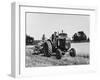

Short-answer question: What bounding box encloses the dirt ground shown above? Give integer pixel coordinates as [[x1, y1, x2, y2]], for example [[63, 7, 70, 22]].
[[25, 46, 89, 67]]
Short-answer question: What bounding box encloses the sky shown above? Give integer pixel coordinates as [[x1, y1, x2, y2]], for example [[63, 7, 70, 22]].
[[26, 12, 90, 40]]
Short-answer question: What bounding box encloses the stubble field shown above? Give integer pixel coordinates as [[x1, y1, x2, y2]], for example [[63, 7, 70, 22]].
[[25, 43, 89, 67]]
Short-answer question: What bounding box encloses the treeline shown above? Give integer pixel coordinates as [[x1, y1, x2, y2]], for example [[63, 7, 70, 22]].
[[26, 31, 90, 45], [72, 31, 90, 43], [26, 35, 40, 45]]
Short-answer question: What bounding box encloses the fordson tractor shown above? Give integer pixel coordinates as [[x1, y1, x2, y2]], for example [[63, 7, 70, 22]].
[[33, 31, 76, 59]]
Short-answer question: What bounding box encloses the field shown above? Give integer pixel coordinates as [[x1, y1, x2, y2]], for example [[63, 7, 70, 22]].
[[25, 43, 89, 67]]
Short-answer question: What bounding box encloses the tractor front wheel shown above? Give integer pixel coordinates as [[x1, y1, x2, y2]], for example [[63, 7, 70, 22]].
[[56, 49, 62, 59], [69, 48, 76, 57]]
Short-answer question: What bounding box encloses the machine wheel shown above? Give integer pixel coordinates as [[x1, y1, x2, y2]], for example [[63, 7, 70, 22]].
[[43, 40, 52, 57], [56, 49, 62, 59], [69, 48, 76, 57]]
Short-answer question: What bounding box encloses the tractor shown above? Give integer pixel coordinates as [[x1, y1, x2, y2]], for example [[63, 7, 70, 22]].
[[33, 31, 76, 59]]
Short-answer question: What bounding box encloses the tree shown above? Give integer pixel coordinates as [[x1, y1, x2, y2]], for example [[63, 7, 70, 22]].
[[72, 31, 87, 42], [42, 34, 46, 41], [87, 37, 90, 42], [26, 35, 34, 45]]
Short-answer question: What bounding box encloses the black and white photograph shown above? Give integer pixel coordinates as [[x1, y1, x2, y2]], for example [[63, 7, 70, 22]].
[[25, 12, 90, 67]]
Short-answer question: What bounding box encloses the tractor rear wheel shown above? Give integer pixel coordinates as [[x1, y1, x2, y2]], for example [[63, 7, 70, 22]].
[[43, 40, 52, 57], [56, 49, 62, 59], [69, 48, 76, 57]]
